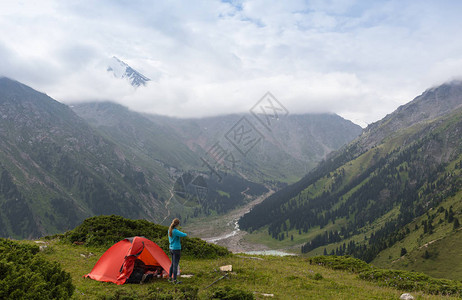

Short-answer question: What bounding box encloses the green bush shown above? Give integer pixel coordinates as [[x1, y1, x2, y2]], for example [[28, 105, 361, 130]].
[[211, 286, 254, 300], [147, 285, 198, 300], [182, 237, 230, 259], [0, 238, 74, 299], [63, 215, 167, 247], [313, 273, 323, 280], [99, 289, 140, 300], [310, 255, 462, 296], [359, 269, 462, 296], [63, 215, 230, 259], [101, 287, 197, 300], [309, 255, 371, 273]]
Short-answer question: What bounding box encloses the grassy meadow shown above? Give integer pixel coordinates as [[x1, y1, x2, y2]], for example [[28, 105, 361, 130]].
[[29, 239, 461, 299]]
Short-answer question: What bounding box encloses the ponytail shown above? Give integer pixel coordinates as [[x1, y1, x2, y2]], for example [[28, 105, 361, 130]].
[[169, 218, 180, 237]]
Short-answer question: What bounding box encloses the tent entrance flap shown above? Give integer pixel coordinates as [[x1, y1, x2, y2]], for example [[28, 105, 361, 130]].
[[138, 248, 161, 266]]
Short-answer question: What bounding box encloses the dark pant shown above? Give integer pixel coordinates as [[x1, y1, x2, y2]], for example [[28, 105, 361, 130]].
[[169, 249, 181, 280]]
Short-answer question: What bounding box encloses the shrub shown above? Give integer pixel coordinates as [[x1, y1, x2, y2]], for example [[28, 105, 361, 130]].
[[63, 215, 167, 247], [309, 255, 371, 273], [62, 215, 230, 259], [0, 238, 74, 299], [400, 247, 407, 256], [359, 269, 462, 295], [453, 218, 460, 230], [211, 286, 254, 300], [310, 255, 462, 296], [147, 285, 198, 300], [313, 273, 323, 280], [181, 237, 230, 259]]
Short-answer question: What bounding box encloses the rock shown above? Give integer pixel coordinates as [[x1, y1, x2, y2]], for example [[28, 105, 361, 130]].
[[80, 252, 94, 258], [400, 293, 414, 300], [219, 265, 232, 272], [254, 292, 274, 297], [39, 245, 48, 251]]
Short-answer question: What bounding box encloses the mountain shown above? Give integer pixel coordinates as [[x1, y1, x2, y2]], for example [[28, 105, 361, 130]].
[[107, 56, 150, 87], [0, 77, 362, 239], [72, 102, 361, 213], [239, 81, 462, 276], [0, 77, 166, 238], [71, 102, 269, 216], [71, 102, 200, 170], [145, 113, 362, 183], [72, 101, 362, 187], [359, 80, 462, 151]]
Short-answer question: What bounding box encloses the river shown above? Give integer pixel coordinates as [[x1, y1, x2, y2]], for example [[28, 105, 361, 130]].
[[185, 188, 296, 255]]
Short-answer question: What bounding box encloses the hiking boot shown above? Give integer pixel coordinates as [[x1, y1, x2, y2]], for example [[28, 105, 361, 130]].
[[174, 280, 182, 284]]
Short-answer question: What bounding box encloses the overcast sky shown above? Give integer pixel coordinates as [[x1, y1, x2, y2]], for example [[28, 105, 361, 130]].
[[1, 0, 462, 127]]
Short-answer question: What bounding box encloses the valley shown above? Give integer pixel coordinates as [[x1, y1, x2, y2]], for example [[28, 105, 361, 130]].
[[1, 76, 462, 288], [3, 2, 462, 298], [184, 187, 275, 253], [0, 77, 362, 239]]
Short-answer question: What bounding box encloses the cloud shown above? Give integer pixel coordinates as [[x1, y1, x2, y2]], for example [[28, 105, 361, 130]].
[[1, 0, 462, 127]]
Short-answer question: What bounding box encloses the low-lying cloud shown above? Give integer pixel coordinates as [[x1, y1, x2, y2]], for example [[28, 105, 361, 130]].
[[1, 0, 462, 127]]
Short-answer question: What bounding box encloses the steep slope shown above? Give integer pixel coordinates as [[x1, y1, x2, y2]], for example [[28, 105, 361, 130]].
[[71, 102, 269, 217], [360, 81, 462, 150], [239, 81, 462, 268], [71, 102, 200, 170], [0, 78, 166, 238], [372, 183, 462, 280]]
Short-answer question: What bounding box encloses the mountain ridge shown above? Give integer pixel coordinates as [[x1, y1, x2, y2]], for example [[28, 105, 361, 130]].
[[359, 80, 462, 151]]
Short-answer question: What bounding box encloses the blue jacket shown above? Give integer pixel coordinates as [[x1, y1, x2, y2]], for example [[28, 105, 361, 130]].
[[169, 228, 187, 250]]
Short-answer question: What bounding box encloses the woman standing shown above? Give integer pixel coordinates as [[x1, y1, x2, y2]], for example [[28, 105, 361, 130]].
[[168, 218, 187, 284]]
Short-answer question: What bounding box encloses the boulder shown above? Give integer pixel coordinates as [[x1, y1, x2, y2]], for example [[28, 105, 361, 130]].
[[219, 265, 233, 272], [400, 293, 414, 300]]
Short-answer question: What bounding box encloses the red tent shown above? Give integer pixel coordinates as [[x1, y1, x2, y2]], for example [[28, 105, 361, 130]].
[[85, 236, 171, 285]]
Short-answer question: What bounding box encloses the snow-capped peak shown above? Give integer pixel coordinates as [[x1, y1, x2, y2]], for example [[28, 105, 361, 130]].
[[107, 56, 150, 87]]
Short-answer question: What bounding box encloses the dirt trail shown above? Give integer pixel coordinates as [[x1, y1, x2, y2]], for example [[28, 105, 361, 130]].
[[184, 189, 274, 253]]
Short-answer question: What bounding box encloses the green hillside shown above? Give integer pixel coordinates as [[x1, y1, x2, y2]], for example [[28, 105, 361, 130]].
[[2, 216, 460, 299], [37, 243, 462, 299], [372, 188, 462, 281], [239, 82, 462, 280], [0, 78, 172, 238]]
